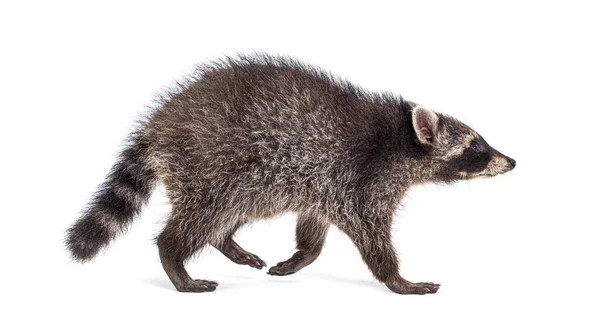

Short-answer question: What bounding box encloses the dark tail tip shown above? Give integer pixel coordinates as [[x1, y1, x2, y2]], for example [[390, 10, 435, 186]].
[[65, 218, 112, 262], [66, 133, 156, 262]]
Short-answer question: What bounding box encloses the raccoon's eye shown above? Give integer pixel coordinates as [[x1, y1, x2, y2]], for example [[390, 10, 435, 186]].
[[470, 141, 480, 151]]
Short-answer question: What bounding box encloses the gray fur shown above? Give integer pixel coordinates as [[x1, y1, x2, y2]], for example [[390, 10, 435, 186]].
[[66, 53, 515, 294]]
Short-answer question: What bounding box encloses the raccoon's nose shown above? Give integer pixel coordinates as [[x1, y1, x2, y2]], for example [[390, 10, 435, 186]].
[[507, 157, 516, 169]]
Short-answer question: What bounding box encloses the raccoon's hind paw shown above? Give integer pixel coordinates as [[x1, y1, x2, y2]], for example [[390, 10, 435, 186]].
[[230, 252, 267, 270], [217, 240, 267, 270], [176, 280, 219, 293]]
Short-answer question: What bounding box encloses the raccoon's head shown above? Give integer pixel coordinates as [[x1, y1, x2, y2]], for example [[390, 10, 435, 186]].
[[409, 102, 516, 181]]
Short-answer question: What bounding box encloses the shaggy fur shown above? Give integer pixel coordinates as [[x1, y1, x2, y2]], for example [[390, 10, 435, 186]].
[[66, 53, 515, 294]]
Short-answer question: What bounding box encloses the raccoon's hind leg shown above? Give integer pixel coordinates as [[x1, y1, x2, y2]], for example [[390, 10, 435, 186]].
[[212, 223, 267, 270], [268, 213, 329, 276], [157, 207, 219, 293]]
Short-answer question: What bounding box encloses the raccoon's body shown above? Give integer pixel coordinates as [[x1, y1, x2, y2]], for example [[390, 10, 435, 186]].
[[66, 54, 515, 294]]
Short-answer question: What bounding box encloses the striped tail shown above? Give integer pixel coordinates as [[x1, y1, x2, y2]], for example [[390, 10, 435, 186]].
[[66, 133, 156, 261]]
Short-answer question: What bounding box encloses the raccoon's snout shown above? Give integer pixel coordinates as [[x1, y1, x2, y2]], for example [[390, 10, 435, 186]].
[[507, 157, 516, 169], [476, 154, 515, 178], [495, 155, 516, 174]]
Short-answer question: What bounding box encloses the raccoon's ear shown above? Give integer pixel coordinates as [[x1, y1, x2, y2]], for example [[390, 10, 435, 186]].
[[411, 105, 439, 145]]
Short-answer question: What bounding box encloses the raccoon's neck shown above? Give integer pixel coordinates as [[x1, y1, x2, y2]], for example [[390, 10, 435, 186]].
[[389, 156, 442, 187]]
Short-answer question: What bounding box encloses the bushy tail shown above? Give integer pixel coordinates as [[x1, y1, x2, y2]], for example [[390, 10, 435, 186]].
[[66, 133, 156, 261]]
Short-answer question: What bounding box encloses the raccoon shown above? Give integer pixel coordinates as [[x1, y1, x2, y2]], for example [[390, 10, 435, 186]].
[[66, 54, 515, 295]]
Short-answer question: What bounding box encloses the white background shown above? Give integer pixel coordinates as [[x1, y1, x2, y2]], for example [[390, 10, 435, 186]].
[[1, 1, 599, 325]]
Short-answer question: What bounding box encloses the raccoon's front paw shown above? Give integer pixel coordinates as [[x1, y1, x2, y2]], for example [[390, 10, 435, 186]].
[[176, 280, 219, 293], [387, 281, 440, 295], [267, 250, 317, 276], [267, 261, 298, 276]]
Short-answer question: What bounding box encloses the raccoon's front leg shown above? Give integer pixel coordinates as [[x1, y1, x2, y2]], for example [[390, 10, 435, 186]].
[[213, 237, 267, 270], [339, 217, 440, 295], [268, 214, 329, 276]]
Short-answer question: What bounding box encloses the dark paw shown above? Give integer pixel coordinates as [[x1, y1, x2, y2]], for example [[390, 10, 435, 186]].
[[387, 282, 441, 295], [414, 282, 441, 294], [230, 252, 267, 270], [267, 260, 299, 276], [177, 280, 219, 293]]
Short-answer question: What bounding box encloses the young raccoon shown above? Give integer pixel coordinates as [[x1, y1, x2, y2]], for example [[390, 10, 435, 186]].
[[66, 54, 515, 295]]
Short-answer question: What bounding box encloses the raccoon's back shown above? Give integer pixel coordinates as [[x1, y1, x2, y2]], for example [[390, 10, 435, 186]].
[[146, 55, 405, 187]]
